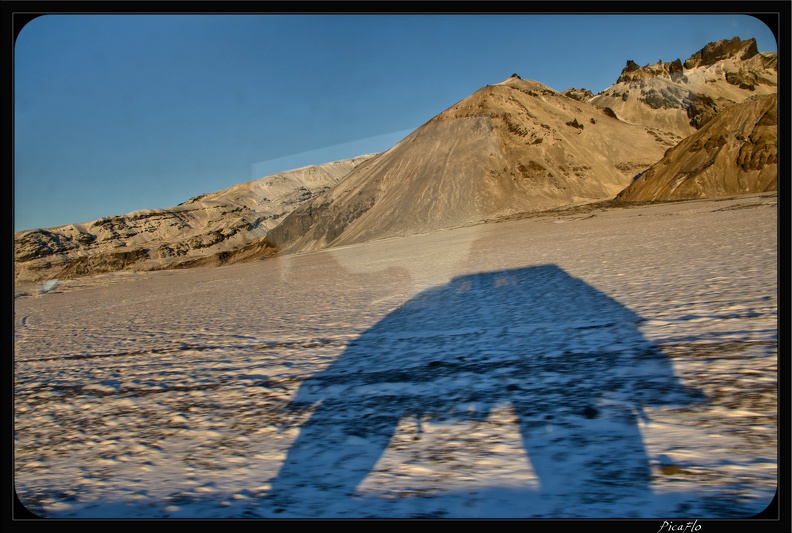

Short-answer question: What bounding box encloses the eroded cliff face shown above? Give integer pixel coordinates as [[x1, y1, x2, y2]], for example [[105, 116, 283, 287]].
[[14, 155, 375, 282], [614, 93, 777, 202]]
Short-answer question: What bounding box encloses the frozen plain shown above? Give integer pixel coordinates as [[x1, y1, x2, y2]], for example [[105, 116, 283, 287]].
[[13, 193, 778, 519]]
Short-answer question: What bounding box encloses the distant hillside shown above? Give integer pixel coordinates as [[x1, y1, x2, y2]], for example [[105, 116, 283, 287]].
[[14, 155, 375, 282]]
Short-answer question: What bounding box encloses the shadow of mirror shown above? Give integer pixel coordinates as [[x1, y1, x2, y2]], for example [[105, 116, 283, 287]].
[[264, 264, 705, 516]]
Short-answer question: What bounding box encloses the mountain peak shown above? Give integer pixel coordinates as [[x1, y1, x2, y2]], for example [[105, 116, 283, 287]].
[[492, 75, 557, 94], [683, 36, 759, 68]]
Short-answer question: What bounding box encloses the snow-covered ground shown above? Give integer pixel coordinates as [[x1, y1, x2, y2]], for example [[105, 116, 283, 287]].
[[13, 193, 778, 519]]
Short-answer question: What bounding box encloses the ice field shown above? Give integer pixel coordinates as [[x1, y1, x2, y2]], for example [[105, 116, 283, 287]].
[[13, 193, 778, 519]]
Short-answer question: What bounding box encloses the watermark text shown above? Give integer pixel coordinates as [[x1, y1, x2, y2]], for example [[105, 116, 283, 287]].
[[657, 520, 701, 533]]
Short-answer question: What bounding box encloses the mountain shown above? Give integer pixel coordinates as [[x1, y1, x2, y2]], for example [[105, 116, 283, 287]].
[[267, 37, 777, 255], [613, 93, 777, 202], [13, 155, 375, 283], [266, 75, 667, 254], [14, 37, 778, 283], [588, 37, 777, 140]]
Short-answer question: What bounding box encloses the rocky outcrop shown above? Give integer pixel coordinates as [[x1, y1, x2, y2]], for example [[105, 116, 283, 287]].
[[614, 94, 777, 202], [590, 37, 777, 139], [617, 58, 687, 84], [683, 36, 758, 68], [562, 87, 595, 102]]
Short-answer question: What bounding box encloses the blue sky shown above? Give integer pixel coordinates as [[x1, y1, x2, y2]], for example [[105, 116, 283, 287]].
[[13, 13, 778, 231]]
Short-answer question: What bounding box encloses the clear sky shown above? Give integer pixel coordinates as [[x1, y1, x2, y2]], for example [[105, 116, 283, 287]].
[[13, 13, 778, 231]]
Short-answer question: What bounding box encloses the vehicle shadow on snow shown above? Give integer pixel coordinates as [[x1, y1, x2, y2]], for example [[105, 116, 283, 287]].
[[264, 264, 705, 517]]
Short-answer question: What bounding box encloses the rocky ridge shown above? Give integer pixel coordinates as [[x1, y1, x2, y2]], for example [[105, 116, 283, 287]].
[[14, 155, 376, 282], [588, 37, 776, 138]]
